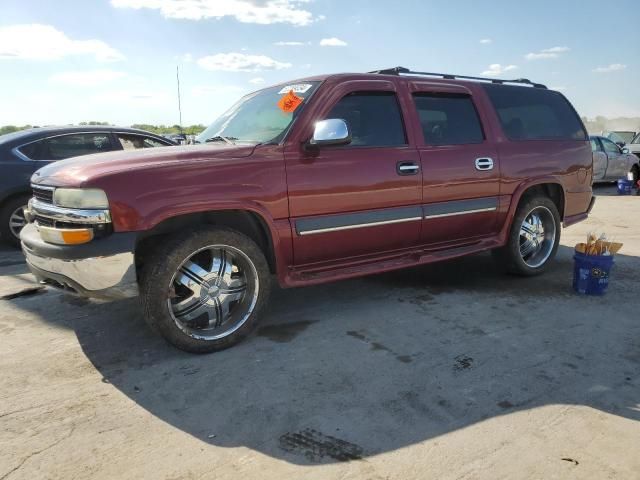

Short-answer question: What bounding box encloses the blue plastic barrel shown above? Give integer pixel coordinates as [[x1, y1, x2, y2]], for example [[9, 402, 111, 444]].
[[573, 252, 614, 295], [617, 178, 634, 195]]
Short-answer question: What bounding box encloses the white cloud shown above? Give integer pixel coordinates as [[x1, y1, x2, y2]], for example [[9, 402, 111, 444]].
[[197, 52, 291, 72], [319, 37, 347, 47], [92, 90, 170, 106], [110, 0, 316, 26], [274, 41, 307, 46], [480, 38, 492, 44], [593, 63, 626, 73], [0, 24, 124, 62], [481, 64, 518, 77], [191, 85, 245, 97], [525, 46, 570, 60], [249, 77, 265, 84], [49, 70, 127, 87]]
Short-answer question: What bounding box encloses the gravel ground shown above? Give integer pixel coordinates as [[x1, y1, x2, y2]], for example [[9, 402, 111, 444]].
[[1, 184, 638, 480]]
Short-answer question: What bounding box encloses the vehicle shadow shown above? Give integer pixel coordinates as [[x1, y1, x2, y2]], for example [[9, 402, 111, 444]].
[[593, 183, 637, 197], [5, 244, 640, 464]]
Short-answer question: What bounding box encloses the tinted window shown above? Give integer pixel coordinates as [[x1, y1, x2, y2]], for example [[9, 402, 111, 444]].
[[325, 92, 406, 147], [483, 84, 587, 141], [413, 93, 484, 145], [117, 133, 168, 150], [601, 138, 620, 154], [19, 133, 112, 160]]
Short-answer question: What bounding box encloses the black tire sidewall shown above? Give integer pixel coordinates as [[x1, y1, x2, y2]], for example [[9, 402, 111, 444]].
[[140, 227, 271, 353], [504, 196, 561, 276], [0, 194, 30, 247]]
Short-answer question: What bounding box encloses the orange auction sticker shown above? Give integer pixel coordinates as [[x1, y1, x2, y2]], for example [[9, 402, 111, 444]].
[[277, 90, 303, 113]]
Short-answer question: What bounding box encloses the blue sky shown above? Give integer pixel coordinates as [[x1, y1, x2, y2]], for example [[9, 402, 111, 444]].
[[0, 0, 637, 126]]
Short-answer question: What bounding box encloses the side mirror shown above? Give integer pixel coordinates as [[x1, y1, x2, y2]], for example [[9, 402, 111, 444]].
[[308, 119, 351, 147], [622, 147, 630, 154]]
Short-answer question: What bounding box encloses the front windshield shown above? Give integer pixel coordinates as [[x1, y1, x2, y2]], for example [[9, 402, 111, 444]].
[[196, 82, 320, 145]]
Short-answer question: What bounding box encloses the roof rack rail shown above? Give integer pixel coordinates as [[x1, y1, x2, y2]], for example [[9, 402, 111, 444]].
[[369, 66, 547, 89]]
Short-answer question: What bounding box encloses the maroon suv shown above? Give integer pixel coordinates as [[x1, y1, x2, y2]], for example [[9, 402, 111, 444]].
[[21, 67, 594, 353]]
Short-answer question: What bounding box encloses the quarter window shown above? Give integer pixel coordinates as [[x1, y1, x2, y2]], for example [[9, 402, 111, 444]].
[[590, 138, 601, 152], [483, 84, 587, 141], [19, 133, 112, 160], [325, 92, 406, 147], [413, 93, 484, 145]]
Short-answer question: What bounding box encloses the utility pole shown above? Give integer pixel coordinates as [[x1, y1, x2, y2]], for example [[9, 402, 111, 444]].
[[176, 65, 183, 137]]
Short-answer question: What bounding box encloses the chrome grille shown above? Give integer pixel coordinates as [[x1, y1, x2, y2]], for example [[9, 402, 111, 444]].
[[32, 186, 54, 204]]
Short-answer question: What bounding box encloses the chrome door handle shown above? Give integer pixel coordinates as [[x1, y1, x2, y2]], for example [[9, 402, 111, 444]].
[[397, 161, 420, 175], [475, 157, 494, 171]]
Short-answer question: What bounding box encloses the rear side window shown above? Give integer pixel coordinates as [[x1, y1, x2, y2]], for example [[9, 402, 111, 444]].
[[483, 84, 587, 141], [325, 92, 406, 147], [413, 93, 484, 145], [19, 133, 112, 160]]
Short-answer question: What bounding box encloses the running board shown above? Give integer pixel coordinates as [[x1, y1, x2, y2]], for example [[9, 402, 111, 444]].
[[285, 238, 500, 287]]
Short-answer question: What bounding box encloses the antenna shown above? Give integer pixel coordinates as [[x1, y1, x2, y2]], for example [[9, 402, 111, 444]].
[[176, 65, 183, 136]]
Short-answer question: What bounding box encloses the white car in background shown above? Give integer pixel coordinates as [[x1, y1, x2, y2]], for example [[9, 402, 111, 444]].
[[625, 132, 640, 160], [590, 135, 639, 183]]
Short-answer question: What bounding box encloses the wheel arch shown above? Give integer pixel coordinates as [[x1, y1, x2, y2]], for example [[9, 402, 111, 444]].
[[499, 178, 566, 242], [134, 209, 278, 277]]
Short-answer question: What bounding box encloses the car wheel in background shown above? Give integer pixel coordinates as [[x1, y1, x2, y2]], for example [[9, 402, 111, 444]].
[[140, 227, 271, 353], [493, 195, 561, 276], [0, 194, 30, 247]]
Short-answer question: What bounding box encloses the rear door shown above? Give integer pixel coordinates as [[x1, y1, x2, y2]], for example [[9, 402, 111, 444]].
[[284, 80, 423, 265], [407, 82, 500, 245]]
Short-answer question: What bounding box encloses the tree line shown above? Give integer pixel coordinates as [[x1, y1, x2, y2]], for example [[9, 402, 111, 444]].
[[0, 122, 207, 136]]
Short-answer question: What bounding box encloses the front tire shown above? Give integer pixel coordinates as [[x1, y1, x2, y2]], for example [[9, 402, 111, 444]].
[[140, 227, 271, 353], [493, 196, 561, 276], [0, 195, 30, 247]]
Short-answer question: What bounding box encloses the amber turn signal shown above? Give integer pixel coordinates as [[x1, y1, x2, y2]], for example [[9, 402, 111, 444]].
[[38, 226, 94, 245]]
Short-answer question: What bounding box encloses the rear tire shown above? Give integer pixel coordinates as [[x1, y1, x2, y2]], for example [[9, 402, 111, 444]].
[[140, 227, 271, 353], [630, 165, 639, 184], [493, 195, 561, 276], [0, 195, 30, 248]]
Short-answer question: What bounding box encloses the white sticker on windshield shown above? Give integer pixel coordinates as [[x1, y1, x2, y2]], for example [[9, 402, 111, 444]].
[[277, 83, 313, 94]]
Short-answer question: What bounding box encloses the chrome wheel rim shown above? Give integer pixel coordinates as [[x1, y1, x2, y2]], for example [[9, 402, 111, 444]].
[[9, 205, 27, 239], [167, 245, 259, 341], [519, 206, 556, 268]]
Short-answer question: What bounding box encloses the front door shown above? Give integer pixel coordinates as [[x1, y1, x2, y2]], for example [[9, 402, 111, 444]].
[[284, 80, 422, 265], [407, 82, 501, 245], [601, 137, 626, 178]]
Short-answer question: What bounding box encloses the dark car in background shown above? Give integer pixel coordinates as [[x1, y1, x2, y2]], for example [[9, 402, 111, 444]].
[[0, 126, 175, 245]]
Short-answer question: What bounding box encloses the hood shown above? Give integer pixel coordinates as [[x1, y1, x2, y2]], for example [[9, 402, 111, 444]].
[[30, 143, 257, 187]]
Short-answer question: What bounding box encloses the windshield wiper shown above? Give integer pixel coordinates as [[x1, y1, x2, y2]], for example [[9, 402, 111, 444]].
[[203, 135, 238, 145]]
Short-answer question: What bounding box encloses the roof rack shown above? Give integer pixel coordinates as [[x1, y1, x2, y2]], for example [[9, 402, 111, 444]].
[[369, 66, 547, 89]]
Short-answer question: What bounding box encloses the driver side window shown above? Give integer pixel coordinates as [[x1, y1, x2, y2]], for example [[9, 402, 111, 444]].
[[602, 138, 620, 154], [324, 91, 406, 147]]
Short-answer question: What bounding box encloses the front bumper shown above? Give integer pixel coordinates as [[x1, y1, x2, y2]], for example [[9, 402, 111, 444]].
[[20, 223, 139, 300]]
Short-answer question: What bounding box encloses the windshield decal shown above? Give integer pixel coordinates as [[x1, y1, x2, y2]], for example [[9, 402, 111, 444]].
[[277, 90, 303, 113], [277, 83, 313, 94]]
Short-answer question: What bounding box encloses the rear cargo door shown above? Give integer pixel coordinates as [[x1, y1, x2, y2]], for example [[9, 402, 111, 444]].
[[407, 82, 500, 245]]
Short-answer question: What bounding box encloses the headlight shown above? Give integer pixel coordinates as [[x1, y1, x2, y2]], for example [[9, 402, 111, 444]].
[[53, 188, 109, 209]]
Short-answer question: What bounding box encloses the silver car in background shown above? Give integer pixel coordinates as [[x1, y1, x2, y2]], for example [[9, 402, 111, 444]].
[[590, 135, 639, 183]]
